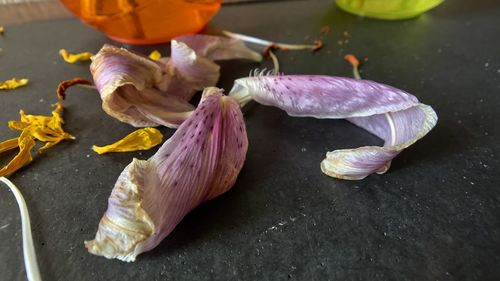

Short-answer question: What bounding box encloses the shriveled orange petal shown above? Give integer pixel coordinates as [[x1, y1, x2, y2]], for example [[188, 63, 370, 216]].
[[57, 78, 93, 99], [0, 78, 29, 90], [59, 49, 93, 63], [148, 50, 161, 61], [0, 131, 35, 177], [92, 127, 163, 154]]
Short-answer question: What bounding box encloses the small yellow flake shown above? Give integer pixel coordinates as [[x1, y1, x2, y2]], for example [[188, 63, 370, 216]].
[[0, 102, 74, 177], [59, 49, 94, 63], [92, 127, 163, 154], [148, 50, 162, 61], [0, 78, 29, 90]]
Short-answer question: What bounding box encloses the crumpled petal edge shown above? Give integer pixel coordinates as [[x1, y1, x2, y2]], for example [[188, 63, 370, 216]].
[[320, 104, 437, 180], [84, 158, 155, 262]]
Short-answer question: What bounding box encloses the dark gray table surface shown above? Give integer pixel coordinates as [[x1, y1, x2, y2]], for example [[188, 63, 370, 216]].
[[1, 0, 500, 280]]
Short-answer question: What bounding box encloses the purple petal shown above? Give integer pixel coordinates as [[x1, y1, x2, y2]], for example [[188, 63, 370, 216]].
[[91, 45, 194, 128], [174, 34, 263, 62], [164, 40, 221, 101], [91, 35, 261, 127], [229, 74, 438, 180], [85, 88, 248, 261]]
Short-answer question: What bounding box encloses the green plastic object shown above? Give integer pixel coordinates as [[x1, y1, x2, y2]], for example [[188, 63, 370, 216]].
[[336, 0, 444, 20]]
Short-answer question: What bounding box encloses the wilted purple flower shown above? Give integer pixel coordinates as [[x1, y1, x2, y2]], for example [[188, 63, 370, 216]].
[[85, 88, 248, 261], [90, 35, 261, 128], [230, 74, 437, 180]]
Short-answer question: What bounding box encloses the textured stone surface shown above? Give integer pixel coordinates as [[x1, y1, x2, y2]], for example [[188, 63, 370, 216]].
[[1, 0, 499, 280]]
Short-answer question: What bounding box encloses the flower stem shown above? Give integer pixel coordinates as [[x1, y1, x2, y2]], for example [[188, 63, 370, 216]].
[[268, 49, 280, 74], [222, 30, 321, 51], [344, 54, 361, 80]]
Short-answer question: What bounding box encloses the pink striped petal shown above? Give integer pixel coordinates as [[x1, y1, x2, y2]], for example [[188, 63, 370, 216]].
[[85, 88, 248, 261], [229, 74, 437, 180]]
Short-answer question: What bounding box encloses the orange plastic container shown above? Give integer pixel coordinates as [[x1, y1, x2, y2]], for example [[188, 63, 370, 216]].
[[60, 0, 222, 45]]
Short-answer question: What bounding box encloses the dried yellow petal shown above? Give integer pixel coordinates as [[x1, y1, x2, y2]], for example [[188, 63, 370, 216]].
[[0, 25, 4, 34], [0, 131, 35, 177], [0, 78, 29, 90], [148, 50, 161, 61], [0, 138, 19, 154], [59, 49, 94, 63], [0, 103, 74, 177], [92, 127, 163, 154]]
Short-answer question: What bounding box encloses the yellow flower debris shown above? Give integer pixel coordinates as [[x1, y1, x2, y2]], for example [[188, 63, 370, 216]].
[[92, 127, 163, 154], [0, 102, 75, 177], [0, 78, 29, 90], [0, 25, 4, 34], [59, 49, 94, 63], [148, 50, 162, 61]]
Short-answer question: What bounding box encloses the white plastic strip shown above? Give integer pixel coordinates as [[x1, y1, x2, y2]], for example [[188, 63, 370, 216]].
[[0, 177, 42, 281]]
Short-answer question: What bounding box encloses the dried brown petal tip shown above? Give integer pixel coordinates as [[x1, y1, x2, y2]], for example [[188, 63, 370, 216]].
[[263, 44, 278, 56], [57, 78, 93, 100], [312, 40, 323, 52]]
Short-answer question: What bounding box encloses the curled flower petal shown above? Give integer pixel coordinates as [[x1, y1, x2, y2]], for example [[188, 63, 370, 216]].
[[229, 75, 437, 180], [90, 45, 194, 128], [148, 50, 162, 61], [57, 78, 93, 100], [0, 103, 74, 177], [85, 88, 248, 261], [0, 138, 19, 153], [59, 49, 93, 63], [9, 102, 75, 153], [92, 127, 163, 154], [0, 131, 36, 177], [163, 35, 261, 102], [91, 35, 260, 128], [166, 40, 221, 101], [0, 78, 29, 90]]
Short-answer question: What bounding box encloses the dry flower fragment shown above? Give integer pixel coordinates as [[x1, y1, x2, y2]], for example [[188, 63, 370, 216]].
[[92, 127, 163, 154], [85, 88, 248, 261], [0, 25, 4, 34], [0, 78, 29, 90], [59, 49, 93, 63], [148, 50, 162, 61], [90, 34, 261, 128], [0, 102, 74, 177], [56, 78, 93, 99], [230, 74, 437, 180], [344, 54, 361, 80]]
